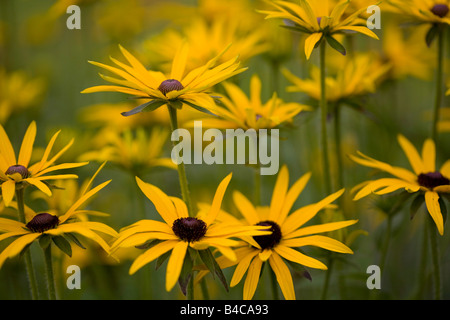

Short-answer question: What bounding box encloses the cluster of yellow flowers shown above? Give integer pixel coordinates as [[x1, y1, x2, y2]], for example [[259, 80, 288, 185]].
[[0, 0, 450, 301]]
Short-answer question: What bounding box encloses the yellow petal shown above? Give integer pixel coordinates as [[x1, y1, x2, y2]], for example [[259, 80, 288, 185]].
[[1, 180, 15, 207], [203, 173, 232, 226], [0, 233, 40, 269], [334, 25, 379, 40], [258, 249, 272, 261], [278, 172, 311, 225], [25, 177, 52, 196], [18, 121, 36, 168], [285, 220, 358, 239], [269, 165, 289, 222], [232, 191, 259, 225], [422, 139, 436, 173], [397, 135, 424, 175], [165, 241, 188, 291], [230, 249, 259, 287], [129, 240, 178, 275], [170, 41, 189, 81], [274, 244, 327, 270], [440, 160, 450, 177], [243, 256, 263, 300], [0, 124, 16, 165], [282, 235, 354, 253], [304, 33, 323, 60], [425, 191, 444, 235], [268, 252, 295, 300]]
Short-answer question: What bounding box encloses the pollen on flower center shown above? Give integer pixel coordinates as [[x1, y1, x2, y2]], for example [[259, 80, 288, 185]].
[[26, 213, 60, 233], [431, 4, 449, 18], [418, 171, 450, 189], [253, 220, 282, 250], [172, 217, 207, 242], [5, 165, 30, 179], [158, 79, 184, 96]]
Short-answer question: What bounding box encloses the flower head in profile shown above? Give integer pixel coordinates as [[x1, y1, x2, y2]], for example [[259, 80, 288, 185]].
[[0, 169, 117, 268], [0, 121, 88, 207], [193, 74, 311, 130], [259, 0, 379, 59], [110, 174, 270, 292], [81, 43, 247, 117], [387, 0, 450, 25], [351, 135, 450, 235], [198, 166, 357, 300]]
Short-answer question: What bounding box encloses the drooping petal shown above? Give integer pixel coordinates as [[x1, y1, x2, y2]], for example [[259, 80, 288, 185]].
[[281, 235, 354, 253], [0, 233, 40, 269], [424, 191, 444, 235], [284, 220, 358, 239], [230, 249, 259, 287], [1, 179, 15, 207], [243, 255, 263, 300], [268, 252, 295, 300], [129, 240, 178, 275], [304, 33, 323, 60], [274, 244, 327, 270], [165, 241, 188, 291]]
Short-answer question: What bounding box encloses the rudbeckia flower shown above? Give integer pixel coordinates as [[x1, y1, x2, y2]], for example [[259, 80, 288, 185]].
[[0, 121, 88, 207], [81, 43, 247, 116], [198, 166, 357, 300], [192, 74, 311, 130], [259, 0, 379, 59], [351, 135, 450, 235], [387, 0, 450, 25], [0, 171, 117, 269], [110, 173, 271, 292]]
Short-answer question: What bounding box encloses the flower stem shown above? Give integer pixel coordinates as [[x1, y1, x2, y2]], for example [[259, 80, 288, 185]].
[[167, 105, 194, 217], [333, 103, 344, 190], [319, 40, 332, 196], [43, 243, 56, 300], [432, 27, 445, 142], [15, 188, 39, 300], [428, 217, 441, 300]]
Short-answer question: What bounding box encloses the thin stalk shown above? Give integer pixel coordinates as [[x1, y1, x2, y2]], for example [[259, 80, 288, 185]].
[[43, 244, 56, 300], [428, 218, 441, 300], [321, 254, 334, 300], [254, 166, 261, 206], [333, 103, 343, 190], [431, 28, 445, 142], [15, 188, 39, 300], [319, 41, 332, 196], [167, 105, 194, 216]]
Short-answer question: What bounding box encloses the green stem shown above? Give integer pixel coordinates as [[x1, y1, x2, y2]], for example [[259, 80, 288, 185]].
[[432, 27, 445, 143], [254, 166, 261, 206], [333, 103, 343, 190], [319, 40, 332, 196], [321, 254, 334, 300], [428, 218, 441, 300], [43, 243, 56, 300], [15, 189, 39, 300], [167, 105, 194, 217], [269, 267, 280, 300]]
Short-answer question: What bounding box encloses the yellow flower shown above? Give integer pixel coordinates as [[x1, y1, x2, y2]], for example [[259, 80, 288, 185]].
[[259, 0, 379, 59], [81, 43, 247, 116], [350, 135, 450, 235], [438, 107, 450, 132], [79, 126, 176, 174], [0, 121, 88, 207], [283, 52, 389, 102], [0, 69, 45, 124], [110, 174, 270, 292], [193, 74, 311, 130], [386, 0, 450, 25], [198, 166, 357, 300], [0, 170, 117, 269]]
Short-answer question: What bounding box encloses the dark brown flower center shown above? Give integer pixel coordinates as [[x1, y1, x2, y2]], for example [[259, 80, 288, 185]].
[[26, 213, 60, 233], [418, 171, 450, 189], [253, 220, 282, 250], [172, 217, 207, 242], [431, 4, 449, 18], [5, 165, 30, 179], [158, 79, 184, 96]]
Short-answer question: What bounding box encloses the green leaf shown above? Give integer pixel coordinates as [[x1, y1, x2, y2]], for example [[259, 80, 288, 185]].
[[135, 239, 161, 250], [121, 99, 167, 117], [155, 250, 171, 270], [280, 24, 312, 34], [410, 193, 425, 220], [39, 234, 52, 249], [52, 236, 72, 257], [425, 23, 440, 47], [198, 248, 229, 292], [177, 249, 194, 296], [326, 35, 346, 56], [182, 100, 217, 116], [65, 233, 86, 250], [168, 99, 183, 110]]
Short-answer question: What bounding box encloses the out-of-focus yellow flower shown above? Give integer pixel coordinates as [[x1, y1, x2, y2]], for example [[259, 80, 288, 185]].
[[351, 135, 450, 235], [79, 126, 176, 174], [142, 17, 269, 73], [0, 121, 88, 207], [386, 0, 450, 25], [191, 75, 311, 130], [283, 52, 389, 102], [82, 43, 246, 116], [382, 23, 436, 80], [0, 69, 45, 124], [438, 107, 450, 132], [259, 0, 379, 59]]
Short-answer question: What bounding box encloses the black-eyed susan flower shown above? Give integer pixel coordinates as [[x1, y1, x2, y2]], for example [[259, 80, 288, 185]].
[[191, 74, 311, 130], [81, 43, 247, 116], [387, 0, 450, 27], [259, 0, 379, 59], [0, 121, 88, 208], [198, 166, 357, 300], [110, 173, 270, 292], [0, 172, 117, 269], [351, 134, 450, 235]]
